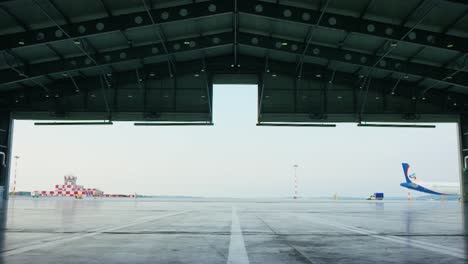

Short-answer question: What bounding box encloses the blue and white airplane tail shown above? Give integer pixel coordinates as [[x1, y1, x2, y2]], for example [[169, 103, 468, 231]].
[[399, 162, 460, 195], [402, 163, 414, 183]]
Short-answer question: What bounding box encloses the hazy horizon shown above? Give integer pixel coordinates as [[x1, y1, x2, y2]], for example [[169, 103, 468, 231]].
[[8, 85, 462, 198]]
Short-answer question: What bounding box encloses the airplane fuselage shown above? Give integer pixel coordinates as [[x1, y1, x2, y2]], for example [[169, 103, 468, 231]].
[[400, 163, 460, 196], [400, 181, 460, 195]]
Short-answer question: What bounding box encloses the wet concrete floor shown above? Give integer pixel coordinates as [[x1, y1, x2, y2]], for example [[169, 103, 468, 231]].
[[0, 198, 467, 263]]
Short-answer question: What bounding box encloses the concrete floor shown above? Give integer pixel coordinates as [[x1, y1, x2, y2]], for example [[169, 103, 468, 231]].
[[0, 198, 467, 263]]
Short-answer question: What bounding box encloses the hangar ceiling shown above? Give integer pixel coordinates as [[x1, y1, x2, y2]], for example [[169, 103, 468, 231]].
[[0, 0, 467, 123]]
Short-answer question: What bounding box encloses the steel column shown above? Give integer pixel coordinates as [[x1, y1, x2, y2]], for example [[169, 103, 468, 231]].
[[460, 115, 468, 202], [0, 112, 12, 200]]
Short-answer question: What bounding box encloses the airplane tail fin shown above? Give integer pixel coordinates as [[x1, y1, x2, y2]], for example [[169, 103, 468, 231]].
[[402, 163, 412, 183]]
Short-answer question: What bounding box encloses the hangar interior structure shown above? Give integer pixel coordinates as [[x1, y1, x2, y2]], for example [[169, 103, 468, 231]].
[[0, 0, 467, 199]]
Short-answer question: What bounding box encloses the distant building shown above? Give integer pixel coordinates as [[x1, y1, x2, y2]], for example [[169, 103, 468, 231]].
[[32, 175, 104, 197]]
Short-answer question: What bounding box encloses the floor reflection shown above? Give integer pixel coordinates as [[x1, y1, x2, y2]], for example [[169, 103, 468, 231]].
[[0, 200, 7, 264], [461, 203, 468, 258]]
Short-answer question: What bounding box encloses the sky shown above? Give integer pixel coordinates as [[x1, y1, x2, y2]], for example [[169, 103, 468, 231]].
[[8, 85, 462, 198]]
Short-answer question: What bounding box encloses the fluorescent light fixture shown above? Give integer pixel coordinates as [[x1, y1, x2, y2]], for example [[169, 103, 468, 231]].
[[134, 122, 213, 126], [35, 121, 113, 126], [257, 123, 336, 127], [357, 123, 435, 128]]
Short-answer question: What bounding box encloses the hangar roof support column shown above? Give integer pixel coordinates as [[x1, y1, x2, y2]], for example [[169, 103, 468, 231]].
[[460, 115, 468, 202], [0, 112, 12, 200]]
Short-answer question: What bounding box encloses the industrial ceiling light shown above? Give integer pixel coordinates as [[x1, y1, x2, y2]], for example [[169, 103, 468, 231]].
[[357, 123, 435, 128], [18, 41, 25, 45], [315, 74, 321, 78], [149, 72, 155, 77], [447, 43, 454, 48], [184, 41, 190, 45], [35, 121, 114, 126], [194, 73, 200, 77], [74, 40, 81, 45], [281, 42, 288, 46], [390, 41, 398, 47], [272, 74, 277, 77], [257, 123, 337, 127], [134, 122, 213, 126]]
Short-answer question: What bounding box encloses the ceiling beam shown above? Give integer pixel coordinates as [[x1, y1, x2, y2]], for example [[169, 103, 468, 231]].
[[2, 30, 467, 90], [0, 32, 233, 87], [238, 0, 468, 54], [444, 0, 468, 5], [0, 0, 231, 51], [2, 55, 464, 110], [238, 32, 468, 89]]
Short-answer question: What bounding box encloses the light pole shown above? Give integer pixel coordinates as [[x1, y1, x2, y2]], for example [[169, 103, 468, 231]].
[[11, 155, 19, 197], [293, 164, 299, 199]]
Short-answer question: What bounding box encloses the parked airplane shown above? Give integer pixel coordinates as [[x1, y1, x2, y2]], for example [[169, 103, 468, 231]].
[[400, 163, 460, 195]]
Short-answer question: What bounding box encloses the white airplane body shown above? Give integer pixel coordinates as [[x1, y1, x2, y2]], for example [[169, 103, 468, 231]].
[[400, 163, 460, 196]]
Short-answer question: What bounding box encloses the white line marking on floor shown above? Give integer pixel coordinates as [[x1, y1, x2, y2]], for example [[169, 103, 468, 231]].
[[227, 207, 250, 264], [312, 219, 465, 259], [1, 210, 190, 257]]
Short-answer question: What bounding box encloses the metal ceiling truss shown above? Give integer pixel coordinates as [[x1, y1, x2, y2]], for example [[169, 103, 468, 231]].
[[0, 32, 233, 87], [0, 0, 231, 51], [2, 30, 467, 91], [238, 1, 468, 54], [2, 56, 465, 114], [237, 32, 468, 89], [0, 59, 215, 116], [1, 0, 465, 55]]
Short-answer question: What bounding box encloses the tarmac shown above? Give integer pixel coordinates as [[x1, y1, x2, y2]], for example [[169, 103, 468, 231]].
[[0, 198, 467, 263]]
